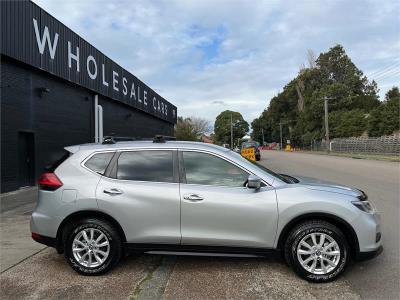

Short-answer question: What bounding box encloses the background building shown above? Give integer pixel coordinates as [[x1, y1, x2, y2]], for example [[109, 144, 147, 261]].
[[1, 0, 177, 193]]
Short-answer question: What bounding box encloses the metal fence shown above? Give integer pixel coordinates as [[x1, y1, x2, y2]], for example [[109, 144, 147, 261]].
[[312, 134, 400, 156]]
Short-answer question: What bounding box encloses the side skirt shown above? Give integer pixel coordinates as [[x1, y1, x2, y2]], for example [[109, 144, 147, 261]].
[[125, 243, 278, 256]]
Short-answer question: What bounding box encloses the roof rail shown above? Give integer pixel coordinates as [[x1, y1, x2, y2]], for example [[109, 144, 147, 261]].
[[102, 135, 176, 144], [153, 135, 176, 143], [102, 136, 145, 144]]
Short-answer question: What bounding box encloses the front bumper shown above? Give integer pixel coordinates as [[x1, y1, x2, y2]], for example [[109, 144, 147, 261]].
[[356, 245, 383, 261], [351, 209, 382, 254]]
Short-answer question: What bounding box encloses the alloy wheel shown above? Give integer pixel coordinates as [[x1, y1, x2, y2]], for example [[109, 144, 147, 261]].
[[72, 228, 110, 268], [296, 232, 341, 275]]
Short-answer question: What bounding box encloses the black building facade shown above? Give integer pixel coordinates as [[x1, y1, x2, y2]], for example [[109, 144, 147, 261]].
[[1, 1, 177, 193]]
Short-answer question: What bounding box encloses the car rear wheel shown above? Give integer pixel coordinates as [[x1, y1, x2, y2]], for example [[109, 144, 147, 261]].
[[64, 218, 122, 275], [284, 220, 349, 282]]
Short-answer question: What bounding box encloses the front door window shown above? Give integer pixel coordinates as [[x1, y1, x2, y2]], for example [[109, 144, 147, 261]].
[[182, 151, 248, 187]]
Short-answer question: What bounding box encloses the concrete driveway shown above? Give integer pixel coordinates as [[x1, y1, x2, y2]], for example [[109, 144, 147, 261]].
[[1, 151, 398, 299]]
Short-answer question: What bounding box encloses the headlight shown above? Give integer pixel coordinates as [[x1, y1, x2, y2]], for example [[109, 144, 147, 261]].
[[352, 200, 373, 213]]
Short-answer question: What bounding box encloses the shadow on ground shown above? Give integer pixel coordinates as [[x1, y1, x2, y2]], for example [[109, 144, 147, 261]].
[[1, 249, 360, 300]]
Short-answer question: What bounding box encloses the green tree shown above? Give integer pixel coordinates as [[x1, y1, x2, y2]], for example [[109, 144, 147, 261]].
[[214, 110, 249, 145], [368, 87, 400, 137], [251, 44, 380, 146], [329, 109, 368, 138]]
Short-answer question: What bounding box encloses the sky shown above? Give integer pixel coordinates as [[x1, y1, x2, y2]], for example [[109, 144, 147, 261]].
[[33, 0, 400, 127]]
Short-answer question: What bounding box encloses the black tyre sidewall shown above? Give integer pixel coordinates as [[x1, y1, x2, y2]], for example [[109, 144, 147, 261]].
[[64, 219, 121, 275], [286, 223, 349, 282]]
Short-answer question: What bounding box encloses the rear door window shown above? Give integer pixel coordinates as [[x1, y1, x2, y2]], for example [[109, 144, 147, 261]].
[[84, 152, 114, 175], [117, 151, 174, 183]]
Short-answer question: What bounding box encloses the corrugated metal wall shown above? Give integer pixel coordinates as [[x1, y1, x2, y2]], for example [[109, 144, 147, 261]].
[[1, 57, 174, 192]]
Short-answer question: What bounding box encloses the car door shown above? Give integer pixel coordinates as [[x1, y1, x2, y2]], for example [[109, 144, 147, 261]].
[[96, 149, 181, 244], [179, 150, 278, 248]]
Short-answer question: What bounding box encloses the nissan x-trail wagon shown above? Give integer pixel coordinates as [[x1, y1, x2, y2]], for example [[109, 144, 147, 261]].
[[31, 136, 382, 282]]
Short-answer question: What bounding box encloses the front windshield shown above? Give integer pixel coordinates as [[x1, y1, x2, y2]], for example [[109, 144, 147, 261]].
[[229, 150, 291, 183]]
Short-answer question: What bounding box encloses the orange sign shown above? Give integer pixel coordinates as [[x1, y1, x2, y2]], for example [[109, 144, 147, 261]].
[[241, 147, 256, 161]]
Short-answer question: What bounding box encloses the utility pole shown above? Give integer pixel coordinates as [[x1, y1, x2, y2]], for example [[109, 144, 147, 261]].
[[230, 113, 233, 149], [261, 128, 265, 146], [324, 97, 329, 153], [323, 96, 335, 153]]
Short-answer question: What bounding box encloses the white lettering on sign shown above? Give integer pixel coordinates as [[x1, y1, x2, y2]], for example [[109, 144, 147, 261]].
[[137, 86, 142, 103], [143, 90, 147, 106], [112, 71, 119, 92], [130, 82, 136, 100], [33, 18, 59, 60], [67, 41, 79, 72], [122, 77, 128, 95], [153, 97, 157, 110], [102, 64, 109, 87], [86, 55, 97, 79], [31, 18, 174, 120], [152, 96, 169, 117]]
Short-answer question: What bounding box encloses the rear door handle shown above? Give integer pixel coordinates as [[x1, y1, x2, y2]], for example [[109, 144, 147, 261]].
[[103, 188, 123, 195], [183, 194, 204, 202]]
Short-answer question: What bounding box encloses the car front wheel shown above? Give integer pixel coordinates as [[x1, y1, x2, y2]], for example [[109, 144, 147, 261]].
[[64, 218, 122, 275], [284, 220, 349, 282]]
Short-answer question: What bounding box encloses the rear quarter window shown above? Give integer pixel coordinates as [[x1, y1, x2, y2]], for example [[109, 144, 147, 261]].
[[84, 152, 114, 175], [45, 150, 71, 172]]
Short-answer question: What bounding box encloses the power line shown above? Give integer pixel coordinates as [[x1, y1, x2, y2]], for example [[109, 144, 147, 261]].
[[375, 65, 400, 75], [374, 69, 400, 81], [368, 61, 400, 77]]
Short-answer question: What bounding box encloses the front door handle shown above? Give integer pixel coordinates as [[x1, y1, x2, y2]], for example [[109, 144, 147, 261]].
[[183, 194, 204, 202], [103, 188, 123, 195]]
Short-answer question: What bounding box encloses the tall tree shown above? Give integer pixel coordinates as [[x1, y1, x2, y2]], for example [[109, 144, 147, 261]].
[[251, 44, 381, 145], [214, 110, 249, 145], [368, 87, 400, 137], [175, 116, 211, 141], [190, 117, 212, 138]]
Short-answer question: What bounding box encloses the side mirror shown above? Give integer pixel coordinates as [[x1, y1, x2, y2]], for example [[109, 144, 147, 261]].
[[247, 175, 261, 189]]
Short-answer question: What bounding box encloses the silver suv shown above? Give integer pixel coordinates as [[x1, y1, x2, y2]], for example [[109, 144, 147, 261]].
[[31, 137, 382, 282]]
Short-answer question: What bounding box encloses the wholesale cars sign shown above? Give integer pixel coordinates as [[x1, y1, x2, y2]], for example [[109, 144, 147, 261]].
[[0, 1, 177, 124]]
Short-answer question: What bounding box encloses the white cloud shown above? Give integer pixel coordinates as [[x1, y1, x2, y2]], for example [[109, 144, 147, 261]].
[[33, 0, 400, 128]]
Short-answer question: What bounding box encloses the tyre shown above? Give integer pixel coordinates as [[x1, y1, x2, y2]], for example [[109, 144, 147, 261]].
[[284, 220, 349, 282], [64, 218, 122, 275]]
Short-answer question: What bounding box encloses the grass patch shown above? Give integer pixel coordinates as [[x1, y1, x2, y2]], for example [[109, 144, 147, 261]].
[[131, 271, 154, 300]]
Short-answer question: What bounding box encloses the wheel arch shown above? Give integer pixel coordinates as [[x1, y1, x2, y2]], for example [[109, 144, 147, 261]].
[[276, 212, 360, 257], [55, 210, 127, 254]]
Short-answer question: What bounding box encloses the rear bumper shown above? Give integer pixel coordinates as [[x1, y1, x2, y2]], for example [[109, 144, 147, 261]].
[[355, 245, 383, 261], [31, 232, 56, 248]]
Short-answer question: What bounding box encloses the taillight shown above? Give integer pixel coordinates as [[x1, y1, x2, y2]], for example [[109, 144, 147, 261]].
[[38, 173, 63, 191]]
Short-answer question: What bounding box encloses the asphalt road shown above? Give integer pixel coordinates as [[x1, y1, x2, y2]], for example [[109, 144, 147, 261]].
[[259, 150, 400, 300], [1, 151, 398, 299]]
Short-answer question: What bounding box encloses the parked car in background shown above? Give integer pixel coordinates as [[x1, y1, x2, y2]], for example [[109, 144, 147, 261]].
[[241, 141, 261, 161], [31, 137, 382, 282]]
